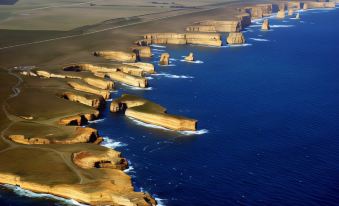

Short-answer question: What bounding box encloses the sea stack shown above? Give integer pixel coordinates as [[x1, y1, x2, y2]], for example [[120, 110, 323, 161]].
[[226, 32, 245, 45], [288, 9, 294, 16], [184, 52, 195, 62], [276, 10, 285, 19], [303, 3, 308, 10], [159, 53, 170, 65], [261, 19, 270, 30], [296, 13, 300, 19]]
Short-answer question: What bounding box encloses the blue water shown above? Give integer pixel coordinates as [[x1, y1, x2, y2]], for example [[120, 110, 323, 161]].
[[1, 7, 339, 206]]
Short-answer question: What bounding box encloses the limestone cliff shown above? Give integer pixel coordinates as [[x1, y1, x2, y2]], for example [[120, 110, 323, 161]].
[[68, 81, 110, 99], [244, 4, 275, 20], [184, 53, 194, 62], [236, 13, 252, 28], [187, 20, 241, 33], [159, 53, 170, 65], [106, 71, 148, 88], [123, 62, 155, 74], [261, 19, 270, 31], [227, 32, 245, 45], [110, 94, 197, 131], [288, 2, 301, 10], [60, 92, 105, 108], [143, 33, 222, 47], [305, 2, 336, 9], [131, 46, 152, 58], [93, 51, 137, 62]]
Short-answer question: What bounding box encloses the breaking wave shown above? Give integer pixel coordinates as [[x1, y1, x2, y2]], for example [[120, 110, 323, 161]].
[[180, 60, 204, 64], [150, 44, 166, 48], [222, 43, 252, 48], [88, 118, 105, 124], [101, 136, 127, 149], [152, 73, 194, 79], [178, 129, 209, 136], [121, 83, 153, 90], [249, 38, 270, 42], [152, 48, 165, 52], [158, 64, 176, 67], [270, 25, 294, 28], [2, 184, 86, 206]]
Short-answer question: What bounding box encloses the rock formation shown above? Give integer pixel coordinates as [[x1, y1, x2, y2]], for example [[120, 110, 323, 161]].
[[184, 53, 195, 62], [106, 71, 148, 88], [226, 32, 245, 44], [296, 13, 300, 19], [261, 19, 270, 30], [236, 13, 252, 28], [187, 20, 241, 32], [60, 92, 105, 108], [68, 81, 110, 99], [123, 62, 155, 74], [131, 46, 152, 58], [244, 4, 276, 20], [288, 1, 301, 10], [143, 33, 222, 47], [110, 94, 197, 131], [276, 10, 285, 19], [303, 3, 308, 10], [83, 77, 114, 90], [159, 53, 170, 65], [93, 51, 137, 62], [305, 2, 335, 9], [288, 9, 294, 16]]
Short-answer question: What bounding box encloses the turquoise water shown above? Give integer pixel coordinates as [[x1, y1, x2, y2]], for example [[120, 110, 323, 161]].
[[1, 7, 339, 206]]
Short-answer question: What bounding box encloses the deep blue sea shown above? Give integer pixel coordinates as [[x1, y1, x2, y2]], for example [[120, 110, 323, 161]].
[[1, 7, 339, 206]]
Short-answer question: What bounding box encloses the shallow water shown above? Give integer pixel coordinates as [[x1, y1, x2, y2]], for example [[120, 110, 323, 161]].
[[1, 7, 339, 206]]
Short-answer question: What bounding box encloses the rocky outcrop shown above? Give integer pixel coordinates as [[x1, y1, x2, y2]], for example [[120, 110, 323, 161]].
[[159, 53, 170, 65], [261, 19, 270, 30], [118, 65, 144, 77], [187, 20, 241, 32], [123, 62, 155, 74], [143, 33, 222, 47], [244, 4, 276, 20], [7, 127, 101, 145], [304, 2, 336, 9], [93, 51, 137, 62], [106, 71, 148, 88], [184, 53, 194, 62], [288, 9, 294, 16], [110, 94, 197, 131], [276, 10, 286, 19], [131, 46, 152, 58], [227, 32, 245, 45], [296, 13, 300, 19], [83, 77, 114, 90], [60, 92, 104, 108], [58, 111, 100, 126], [68, 81, 110, 99], [64, 64, 118, 74], [72, 150, 128, 170]]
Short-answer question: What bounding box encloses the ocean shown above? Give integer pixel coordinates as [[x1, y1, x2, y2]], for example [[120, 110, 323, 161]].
[[1, 6, 339, 206]]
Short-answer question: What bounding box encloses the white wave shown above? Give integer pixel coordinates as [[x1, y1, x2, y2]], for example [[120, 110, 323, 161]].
[[101, 136, 127, 149], [152, 48, 165, 52], [249, 38, 270, 42], [124, 165, 134, 173], [152, 73, 194, 79], [88, 118, 105, 124], [180, 59, 204, 64], [106, 98, 113, 102], [270, 25, 294, 28], [2, 184, 86, 206], [155, 197, 167, 206], [169, 58, 178, 61], [158, 64, 176, 67], [248, 24, 261, 28], [121, 83, 153, 90], [150, 44, 166, 48], [178, 129, 209, 136], [146, 76, 154, 80], [223, 43, 252, 48]]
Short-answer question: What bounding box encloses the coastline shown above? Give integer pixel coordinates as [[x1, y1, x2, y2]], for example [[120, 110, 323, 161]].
[[0, 0, 339, 204]]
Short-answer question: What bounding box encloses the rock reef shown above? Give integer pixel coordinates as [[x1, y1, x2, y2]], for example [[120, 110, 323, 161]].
[[159, 53, 170, 65], [227, 32, 245, 44], [110, 94, 197, 131], [143, 33, 222, 47], [261, 19, 270, 30]]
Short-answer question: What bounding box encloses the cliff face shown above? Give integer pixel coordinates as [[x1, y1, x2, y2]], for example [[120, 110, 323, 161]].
[[106, 71, 148, 88], [143, 33, 222, 47], [305, 2, 336, 9], [61, 92, 105, 108], [236, 13, 252, 28], [159, 53, 170, 65], [189, 20, 241, 32], [68, 81, 111, 99], [93, 51, 137, 62], [261, 19, 270, 30], [288, 2, 301, 10], [123, 62, 155, 74], [276, 10, 286, 19], [184, 53, 194, 62], [244, 4, 275, 20], [227, 32, 245, 44], [288, 9, 294, 16], [131, 46, 152, 58], [110, 94, 197, 131]]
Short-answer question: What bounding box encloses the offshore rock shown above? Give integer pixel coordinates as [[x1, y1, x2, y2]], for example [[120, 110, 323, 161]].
[[227, 32, 245, 44], [184, 53, 195, 62], [261, 19, 270, 30], [276, 10, 285, 19], [159, 53, 170, 65]]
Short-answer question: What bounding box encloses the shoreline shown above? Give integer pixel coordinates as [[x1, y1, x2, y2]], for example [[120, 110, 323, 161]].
[[0, 0, 339, 205]]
